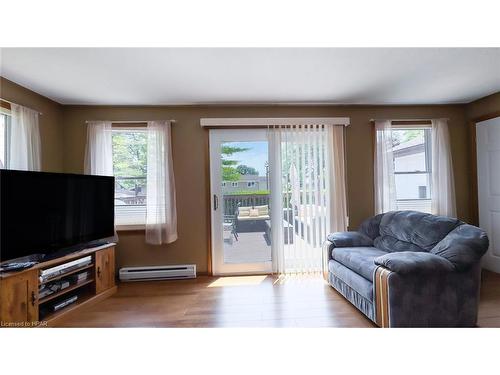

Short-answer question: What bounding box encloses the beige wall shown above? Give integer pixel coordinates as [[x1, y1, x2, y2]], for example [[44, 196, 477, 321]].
[[2, 76, 485, 273], [61, 104, 470, 273], [465, 92, 500, 120], [0, 77, 64, 172]]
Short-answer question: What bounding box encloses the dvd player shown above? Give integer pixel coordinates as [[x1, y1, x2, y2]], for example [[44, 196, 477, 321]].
[[40, 256, 92, 282]]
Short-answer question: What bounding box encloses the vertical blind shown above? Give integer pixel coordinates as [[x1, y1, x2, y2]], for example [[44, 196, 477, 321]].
[[268, 124, 347, 274]]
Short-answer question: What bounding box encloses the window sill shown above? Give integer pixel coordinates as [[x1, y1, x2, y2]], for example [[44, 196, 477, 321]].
[[116, 224, 146, 232]]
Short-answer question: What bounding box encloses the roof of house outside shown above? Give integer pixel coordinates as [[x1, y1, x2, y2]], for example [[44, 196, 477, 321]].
[[393, 135, 425, 158]]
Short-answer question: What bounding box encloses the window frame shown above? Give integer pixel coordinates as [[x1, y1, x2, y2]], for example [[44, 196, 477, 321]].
[[111, 125, 148, 231], [391, 124, 433, 212], [0, 110, 11, 168]]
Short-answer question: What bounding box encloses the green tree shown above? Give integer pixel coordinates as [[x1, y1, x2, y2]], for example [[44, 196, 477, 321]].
[[392, 129, 422, 147], [236, 164, 258, 175], [222, 166, 241, 181], [221, 144, 249, 181], [112, 132, 147, 191], [402, 130, 421, 142]]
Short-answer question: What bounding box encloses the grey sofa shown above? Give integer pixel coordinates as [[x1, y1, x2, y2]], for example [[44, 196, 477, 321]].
[[323, 211, 489, 327]]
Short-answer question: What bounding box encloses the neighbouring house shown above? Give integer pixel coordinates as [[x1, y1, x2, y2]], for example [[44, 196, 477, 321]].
[[392, 131, 432, 212], [222, 174, 268, 194]]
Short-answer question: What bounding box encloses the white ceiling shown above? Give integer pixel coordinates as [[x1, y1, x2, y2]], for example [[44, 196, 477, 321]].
[[1, 48, 499, 105]]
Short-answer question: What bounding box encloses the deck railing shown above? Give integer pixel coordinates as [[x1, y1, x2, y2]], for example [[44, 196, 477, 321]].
[[223, 194, 270, 216], [115, 176, 146, 206]]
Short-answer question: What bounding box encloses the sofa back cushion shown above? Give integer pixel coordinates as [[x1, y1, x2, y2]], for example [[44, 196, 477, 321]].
[[238, 207, 251, 217], [374, 235, 427, 253], [359, 213, 384, 240], [372, 211, 462, 253], [255, 205, 269, 216]]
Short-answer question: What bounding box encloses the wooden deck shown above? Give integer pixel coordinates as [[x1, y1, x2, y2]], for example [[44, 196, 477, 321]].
[[223, 231, 271, 263], [54, 271, 500, 328], [222, 228, 321, 270]]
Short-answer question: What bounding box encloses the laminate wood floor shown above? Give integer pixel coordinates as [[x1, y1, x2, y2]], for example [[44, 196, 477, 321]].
[[56, 271, 500, 328]]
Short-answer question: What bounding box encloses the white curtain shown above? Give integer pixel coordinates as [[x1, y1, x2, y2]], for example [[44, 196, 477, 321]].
[[84, 121, 113, 175], [374, 120, 397, 214], [84, 121, 117, 242], [8, 103, 41, 171], [268, 124, 347, 274], [145, 121, 178, 245], [329, 125, 348, 232], [431, 119, 456, 217]]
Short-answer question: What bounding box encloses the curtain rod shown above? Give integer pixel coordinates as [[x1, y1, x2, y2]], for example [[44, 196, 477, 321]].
[[200, 117, 350, 127], [85, 120, 176, 124], [369, 118, 449, 122], [0, 98, 43, 115]]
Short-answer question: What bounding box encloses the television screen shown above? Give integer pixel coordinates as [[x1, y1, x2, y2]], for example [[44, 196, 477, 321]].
[[0, 170, 115, 262]]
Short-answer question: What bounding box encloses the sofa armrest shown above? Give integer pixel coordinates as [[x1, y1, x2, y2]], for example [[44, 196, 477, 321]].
[[374, 252, 455, 275], [431, 224, 489, 271], [323, 232, 374, 279], [374, 260, 481, 327], [326, 232, 373, 248]]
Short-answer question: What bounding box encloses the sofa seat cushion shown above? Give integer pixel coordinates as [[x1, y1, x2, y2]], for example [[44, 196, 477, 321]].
[[332, 246, 387, 281], [329, 260, 374, 301]]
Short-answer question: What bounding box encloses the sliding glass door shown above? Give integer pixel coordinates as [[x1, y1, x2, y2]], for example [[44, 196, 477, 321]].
[[209, 125, 343, 276], [209, 129, 272, 275]]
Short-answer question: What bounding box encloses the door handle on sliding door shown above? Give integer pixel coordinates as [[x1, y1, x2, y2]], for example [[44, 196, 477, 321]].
[[213, 194, 218, 211]]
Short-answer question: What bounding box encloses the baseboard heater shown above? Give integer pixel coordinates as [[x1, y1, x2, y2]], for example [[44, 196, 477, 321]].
[[119, 264, 196, 281]]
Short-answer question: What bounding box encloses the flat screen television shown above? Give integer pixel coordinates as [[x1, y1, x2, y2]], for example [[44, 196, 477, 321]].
[[0, 170, 115, 262]]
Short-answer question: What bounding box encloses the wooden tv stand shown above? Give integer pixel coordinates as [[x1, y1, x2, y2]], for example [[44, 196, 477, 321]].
[[0, 243, 116, 327]]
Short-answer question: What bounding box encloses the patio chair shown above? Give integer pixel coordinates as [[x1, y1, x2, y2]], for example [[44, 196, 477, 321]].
[[223, 214, 238, 242], [236, 205, 270, 232]]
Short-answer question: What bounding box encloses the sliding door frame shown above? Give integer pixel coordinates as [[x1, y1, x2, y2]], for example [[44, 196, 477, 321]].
[[209, 128, 273, 276]]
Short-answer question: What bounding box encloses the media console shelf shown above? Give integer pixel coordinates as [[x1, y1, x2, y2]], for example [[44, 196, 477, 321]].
[[0, 243, 116, 327]]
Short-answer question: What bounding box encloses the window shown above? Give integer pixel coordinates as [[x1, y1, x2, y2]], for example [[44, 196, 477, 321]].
[[247, 181, 256, 187], [112, 127, 148, 227], [222, 181, 226, 187], [392, 127, 432, 213], [418, 186, 427, 199], [0, 113, 10, 168], [231, 182, 238, 187]]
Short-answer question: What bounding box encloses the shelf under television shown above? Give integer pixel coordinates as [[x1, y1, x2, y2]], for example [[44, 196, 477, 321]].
[[1, 243, 117, 327], [40, 264, 94, 284], [39, 279, 95, 304], [39, 286, 117, 326], [40, 290, 94, 323]]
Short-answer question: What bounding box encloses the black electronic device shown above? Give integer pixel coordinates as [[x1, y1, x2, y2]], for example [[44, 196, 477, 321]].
[[0, 170, 115, 262]]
